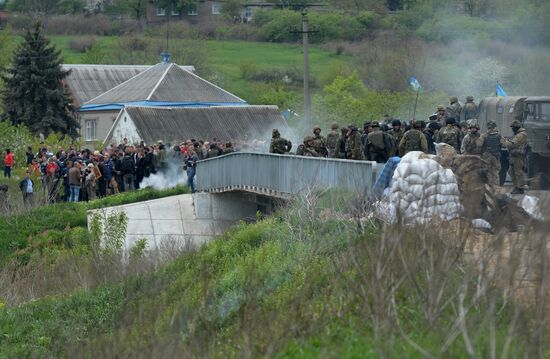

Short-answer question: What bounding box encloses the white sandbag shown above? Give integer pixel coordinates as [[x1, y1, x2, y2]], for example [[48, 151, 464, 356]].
[[519, 195, 544, 221], [407, 184, 424, 200], [395, 163, 412, 178], [405, 174, 424, 186], [472, 218, 492, 231], [400, 151, 424, 163], [442, 169, 456, 184]]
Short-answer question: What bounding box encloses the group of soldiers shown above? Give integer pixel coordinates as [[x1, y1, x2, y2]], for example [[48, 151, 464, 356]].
[[270, 95, 529, 195]]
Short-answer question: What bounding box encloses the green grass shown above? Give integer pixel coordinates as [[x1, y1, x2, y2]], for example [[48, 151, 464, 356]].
[[0, 185, 188, 263]]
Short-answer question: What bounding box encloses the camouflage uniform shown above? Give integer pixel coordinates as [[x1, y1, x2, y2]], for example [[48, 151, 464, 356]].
[[447, 96, 462, 121], [386, 122, 405, 156], [345, 126, 363, 160], [296, 136, 320, 157], [436, 105, 447, 127], [505, 121, 528, 192], [399, 125, 428, 156], [269, 129, 292, 154], [436, 123, 461, 152], [366, 122, 394, 163], [461, 96, 478, 122], [326, 123, 340, 158], [460, 128, 484, 155], [312, 127, 328, 157], [335, 128, 348, 159], [481, 123, 504, 186]]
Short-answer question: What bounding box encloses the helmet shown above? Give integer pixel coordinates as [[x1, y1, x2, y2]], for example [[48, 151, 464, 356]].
[[466, 96, 474, 102], [412, 120, 422, 129], [428, 122, 440, 130], [348, 124, 357, 131], [391, 119, 401, 127], [487, 121, 497, 129], [272, 129, 280, 137], [510, 120, 522, 128], [330, 122, 339, 130], [437, 105, 445, 111], [313, 126, 321, 132], [304, 136, 314, 144], [371, 121, 380, 128], [449, 96, 458, 103], [468, 119, 480, 129], [459, 121, 468, 129], [363, 121, 371, 129], [446, 118, 456, 125]]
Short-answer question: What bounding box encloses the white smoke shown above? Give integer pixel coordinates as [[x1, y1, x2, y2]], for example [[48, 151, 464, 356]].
[[140, 158, 188, 190]]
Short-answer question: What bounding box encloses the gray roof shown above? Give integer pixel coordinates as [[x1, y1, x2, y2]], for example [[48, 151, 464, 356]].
[[84, 63, 244, 106], [107, 105, 288, 144], [63, 64, 195, 106]]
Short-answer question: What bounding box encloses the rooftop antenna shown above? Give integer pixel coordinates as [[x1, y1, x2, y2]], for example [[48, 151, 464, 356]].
[[163, 2, 171, 63]]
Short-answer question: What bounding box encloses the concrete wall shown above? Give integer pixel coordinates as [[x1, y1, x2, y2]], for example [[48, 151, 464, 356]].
[[88, 193, 259, 253]]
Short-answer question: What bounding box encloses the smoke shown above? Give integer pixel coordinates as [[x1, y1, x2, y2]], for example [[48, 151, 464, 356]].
[[140, 158, 187, 190]]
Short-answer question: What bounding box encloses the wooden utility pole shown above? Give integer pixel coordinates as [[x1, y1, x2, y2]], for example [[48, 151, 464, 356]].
[[291, 8, 319, 129]]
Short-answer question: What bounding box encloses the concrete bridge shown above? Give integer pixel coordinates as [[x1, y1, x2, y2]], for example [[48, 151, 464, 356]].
[[195, 152, 382, 198], [89, 153, 382, 253]]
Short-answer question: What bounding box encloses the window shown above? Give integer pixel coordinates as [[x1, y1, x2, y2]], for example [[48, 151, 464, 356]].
[[187, 4, 197, 15], [85, 119, 97, 141], [212, 3, 222, 14], [156, 7, 166, 16], [171, 9, 180, 15], [540, 103, 550, 121], [244, 6, 253, 19]]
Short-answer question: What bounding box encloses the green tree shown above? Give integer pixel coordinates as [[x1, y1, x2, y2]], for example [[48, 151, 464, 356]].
[[1, 23, 79, 138], [221, 0, 242, 18]]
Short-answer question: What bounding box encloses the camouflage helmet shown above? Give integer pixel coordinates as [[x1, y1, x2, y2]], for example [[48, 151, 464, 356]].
[[391, 119, 401, 127], [437, 105, 446, 111], [330, 122, 339, 130], [459, 121, 468, 129], [467, 119, 480, 129], [510, 120, 522, 128], [313, 126, 321, 132], [304, 136, 314, 144], [487, 120, 497, 129], [272, 129, 280, 137], [371, 121, 380, 128], [466, 96, 474, 102], [449, 96, 458, 103]]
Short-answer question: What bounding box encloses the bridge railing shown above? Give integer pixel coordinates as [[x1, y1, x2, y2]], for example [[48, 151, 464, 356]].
[[195, 152, 381, 197]]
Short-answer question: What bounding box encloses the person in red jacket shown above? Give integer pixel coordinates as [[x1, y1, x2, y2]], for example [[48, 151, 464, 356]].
[[3, 149, 14, 178]]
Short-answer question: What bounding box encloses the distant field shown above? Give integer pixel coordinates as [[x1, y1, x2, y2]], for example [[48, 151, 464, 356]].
[[48, 36, 355, 102]]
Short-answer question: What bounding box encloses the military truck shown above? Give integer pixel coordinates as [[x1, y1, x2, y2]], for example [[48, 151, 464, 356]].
[[477, 96, 550, 185]]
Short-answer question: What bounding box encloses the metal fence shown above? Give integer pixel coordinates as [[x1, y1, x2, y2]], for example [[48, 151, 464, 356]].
[[195, 152, 381, 197]]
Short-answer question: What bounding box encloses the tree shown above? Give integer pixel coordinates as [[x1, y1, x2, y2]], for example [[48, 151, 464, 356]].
[[1, 23, 79, 138], [221, 0, 242, 18]]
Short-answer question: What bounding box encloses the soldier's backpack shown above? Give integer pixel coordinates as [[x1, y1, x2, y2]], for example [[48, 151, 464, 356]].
[[326, 132, 339, 149], [439, 127, 458, 148], [404, 130, 422, 152]]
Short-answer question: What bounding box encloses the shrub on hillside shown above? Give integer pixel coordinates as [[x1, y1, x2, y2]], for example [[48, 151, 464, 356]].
[[42, 14, 114, 35], [69, 36, 97, 53], [416, 16, 511, 43]]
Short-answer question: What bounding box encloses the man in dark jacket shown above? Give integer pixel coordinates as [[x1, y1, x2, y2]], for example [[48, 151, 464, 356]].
[[423, 122, 439, 155]]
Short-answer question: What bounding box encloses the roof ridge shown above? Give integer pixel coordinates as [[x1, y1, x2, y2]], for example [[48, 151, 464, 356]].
[[146, 63, 173, 101], [83, 63, 163, 105]]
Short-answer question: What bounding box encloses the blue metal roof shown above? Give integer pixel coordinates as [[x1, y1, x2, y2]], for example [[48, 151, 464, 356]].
[[79, 101, 250, 112]]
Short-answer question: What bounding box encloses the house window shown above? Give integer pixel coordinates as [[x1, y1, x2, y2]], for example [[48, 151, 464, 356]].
[[156, 7, 166, 16], [212, 3, 222, 14], [244, 6, 252, 19], [85, 119, 97, 141], [187, 4, 197, 15], [171, 9, 180, 16]]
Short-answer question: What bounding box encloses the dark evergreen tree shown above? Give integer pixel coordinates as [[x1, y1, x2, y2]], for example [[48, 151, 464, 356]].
[[1, 23, 78, 138]]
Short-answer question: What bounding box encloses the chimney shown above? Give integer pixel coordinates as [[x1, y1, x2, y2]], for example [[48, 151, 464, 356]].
[[161, 52, 171, 64]]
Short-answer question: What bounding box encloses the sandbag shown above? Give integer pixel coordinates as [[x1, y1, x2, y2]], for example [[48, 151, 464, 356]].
[[400, 151, 424, 163]]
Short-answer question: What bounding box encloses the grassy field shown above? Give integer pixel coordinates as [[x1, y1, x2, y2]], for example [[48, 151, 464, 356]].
[[48, 35, 355, 102]]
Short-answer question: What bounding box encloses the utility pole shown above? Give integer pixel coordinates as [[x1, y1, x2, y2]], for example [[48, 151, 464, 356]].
[[291, 8, 319, 130]]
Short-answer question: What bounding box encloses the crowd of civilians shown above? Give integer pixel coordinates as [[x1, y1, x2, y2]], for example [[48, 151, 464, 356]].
[[3, 137, 253, 206]]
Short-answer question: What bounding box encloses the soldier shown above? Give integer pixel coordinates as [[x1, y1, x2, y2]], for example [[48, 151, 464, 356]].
[[269, 129, 292, 154], [296, 136, 320, 157], [436, 118, 461, 152], [504, 120, 528, 194], [326, 122, 340, 158], [345, 124, 363, 160], [399, 121, 428, 156], [366, 121, 394, 163], [460, 120, 484, 155], [424, 122, 439, 155], [461, 96, 478, 122], [312, 126, 328, 157], [481, 120, 505, 187], [387, 119, 405, 156], [335, 127, 348, 159], [436, 105, 447, 127], [447, 96, 462, 122]]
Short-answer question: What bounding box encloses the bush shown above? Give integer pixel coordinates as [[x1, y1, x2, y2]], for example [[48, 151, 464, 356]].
[[68, 36, 97, 53], [42, 14, 114, 35], [416, 15, 512, 43]]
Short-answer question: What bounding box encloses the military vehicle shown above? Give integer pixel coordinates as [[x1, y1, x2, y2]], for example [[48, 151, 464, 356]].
[[477, 96, 550, 185]]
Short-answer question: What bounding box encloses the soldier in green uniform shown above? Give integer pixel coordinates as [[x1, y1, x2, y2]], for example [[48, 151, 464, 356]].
[[296, 136, 320, 157], [481, 121, 505, 187], [345, 125, 363, 160], [436, 105, 447, 127], [326, 122, 340, 158], [335, 127, 348, 159], [398, 121, 428, 156], [269, 129, 292, 154], [460, 120, 484, 155], [436, 118, 461, 152], [461, 96, 478, 122], [387, 119, 405, 156], [505, 120, 528, 194], [447, 96, 462, 122], [366, 121, 394, 163], [312, 126, 328, 157]]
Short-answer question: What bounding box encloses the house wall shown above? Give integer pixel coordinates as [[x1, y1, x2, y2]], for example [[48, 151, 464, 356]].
[[78, 110, 120, 148], [146, 0, 224, 24], [109, 111, 142, 145]]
